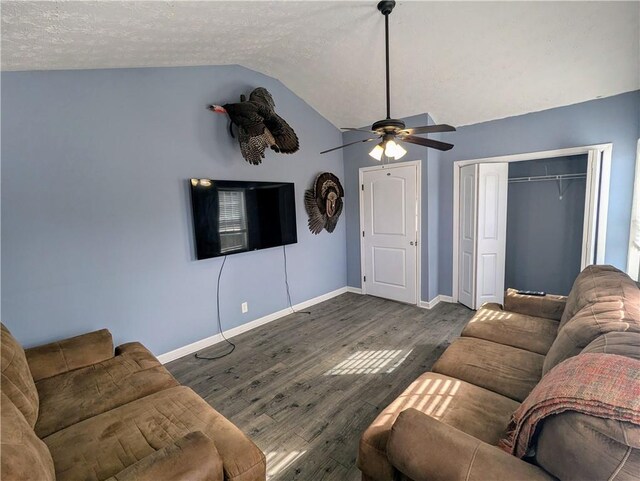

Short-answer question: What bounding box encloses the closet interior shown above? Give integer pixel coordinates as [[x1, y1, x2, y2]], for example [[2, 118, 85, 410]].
[[505, 154, 588, 295]]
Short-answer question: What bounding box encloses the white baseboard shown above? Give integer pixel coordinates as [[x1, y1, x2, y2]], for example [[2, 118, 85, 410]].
[[344, 286, 455, 310], [419, 299, 437, 309], [419, 294, 456, 309], [157, 286, 349, 364]]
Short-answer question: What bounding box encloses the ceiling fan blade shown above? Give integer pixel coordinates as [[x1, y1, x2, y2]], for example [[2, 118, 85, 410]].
[[400, 135, 454, 151], [341, 127, 377, 133], [320, 137, 376, 154], [399, 124, 457, 135]]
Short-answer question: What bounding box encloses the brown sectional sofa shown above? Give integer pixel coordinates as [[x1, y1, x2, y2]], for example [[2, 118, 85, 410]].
[[358, 265, 640, 481], [1, 325, 266, 481]]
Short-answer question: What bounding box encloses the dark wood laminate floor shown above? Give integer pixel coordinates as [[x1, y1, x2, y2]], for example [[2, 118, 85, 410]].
[[167, 293, 473, 481]]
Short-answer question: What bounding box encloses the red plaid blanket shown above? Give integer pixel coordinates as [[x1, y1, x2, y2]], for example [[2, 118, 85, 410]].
[[499, 353, 640, 458]]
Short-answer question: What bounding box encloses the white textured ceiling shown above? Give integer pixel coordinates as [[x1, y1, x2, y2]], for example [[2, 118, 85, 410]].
[[2, 1, 639, 127]]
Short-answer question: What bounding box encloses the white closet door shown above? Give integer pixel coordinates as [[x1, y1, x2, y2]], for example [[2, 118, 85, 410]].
[[458, 164, 477, 309], [475, 162, 509, 307], [582, 149, 609, 268]]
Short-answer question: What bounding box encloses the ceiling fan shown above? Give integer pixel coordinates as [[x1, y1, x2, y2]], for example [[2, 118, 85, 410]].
[[321, 0, 456, 160]]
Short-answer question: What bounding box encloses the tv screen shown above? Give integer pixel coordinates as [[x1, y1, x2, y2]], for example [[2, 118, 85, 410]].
[[190, 179, 297, 260]]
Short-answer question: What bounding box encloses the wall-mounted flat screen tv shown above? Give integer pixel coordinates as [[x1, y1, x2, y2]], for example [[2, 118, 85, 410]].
[[190, 179, 297, 260]]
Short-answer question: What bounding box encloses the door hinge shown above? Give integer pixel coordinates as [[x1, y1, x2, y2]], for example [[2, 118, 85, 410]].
[[361, 184, 364, 191], [363, 275, 366, 282], [362, 230, 365, 237]]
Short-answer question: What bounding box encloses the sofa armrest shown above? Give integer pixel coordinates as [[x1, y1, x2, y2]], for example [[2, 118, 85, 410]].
[[25, 329, 114, 382], [106, 432, 223, 481], [114, 342, 165, 371], [504, 288, 567, 321], [115, 341, 152, 356], [387, 409, 555, 481]]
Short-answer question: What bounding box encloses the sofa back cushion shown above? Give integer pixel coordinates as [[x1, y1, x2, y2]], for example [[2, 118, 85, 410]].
[[1, 392, 55, 481], [26, 328, 114, 382], [536, 332, 640, 480], [543, 298, 640, 375], [582, 331, 640, 360], [535, 411, 639, 481], [560, 265, 638, 328], [1, 324, 39, 427]]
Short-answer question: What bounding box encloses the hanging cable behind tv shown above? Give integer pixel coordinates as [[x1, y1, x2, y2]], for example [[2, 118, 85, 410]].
[[195, 255, 236, 361], [195, 246, 309, 362], [283, 245, 311, 315]]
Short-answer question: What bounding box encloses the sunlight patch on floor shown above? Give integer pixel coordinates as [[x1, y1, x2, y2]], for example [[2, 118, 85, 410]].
[[324, 349, 412, 375], [266, 450, 306, 479]]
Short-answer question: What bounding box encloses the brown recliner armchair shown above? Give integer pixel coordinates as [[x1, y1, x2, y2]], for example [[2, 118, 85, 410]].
[[1, 324, 266, 481]]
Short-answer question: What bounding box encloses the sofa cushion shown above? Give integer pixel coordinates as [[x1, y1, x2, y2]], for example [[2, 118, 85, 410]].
[[1, 323, 39, 427], [432, 337, 544, 402], [504, 288, 567, 321], [461, 303, 558, 355], [35, 342, 179, 438], [44, 385, 266, 481], [582, 331, 640, 360], [387, 409, 556, 481], [543, 299, 640, 375], [535, 411, 640, 481], [25, 328, 114, 382], [560, 265, 640, 328], [358, 372, 519, 481], [103, 431, 224, 481], [1, 392, 55, 481]]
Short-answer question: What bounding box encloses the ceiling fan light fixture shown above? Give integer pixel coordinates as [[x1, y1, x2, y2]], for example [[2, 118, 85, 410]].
[[369, 143, 385, 161], [384, 139, 398, 158], [394, 142, 407, 159], [369, 138, 408, 161], [383, 139, 407, 160]]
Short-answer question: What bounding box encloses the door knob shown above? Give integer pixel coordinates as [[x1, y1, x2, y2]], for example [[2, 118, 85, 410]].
[[410, 241, 415, 246]]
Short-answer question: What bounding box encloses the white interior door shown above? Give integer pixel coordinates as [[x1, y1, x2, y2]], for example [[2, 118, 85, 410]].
[[362, 164, 418, 304], [475, 163, 509, 307], [458, 164, 477, 309]]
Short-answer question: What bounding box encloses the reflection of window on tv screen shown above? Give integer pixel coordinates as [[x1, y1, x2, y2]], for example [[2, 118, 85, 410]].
[[218, 190, 248, 254], [190, 179, 297, 260]]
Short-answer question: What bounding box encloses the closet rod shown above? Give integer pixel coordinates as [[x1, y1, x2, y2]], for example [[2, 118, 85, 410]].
[[508, 173, 586, 184]]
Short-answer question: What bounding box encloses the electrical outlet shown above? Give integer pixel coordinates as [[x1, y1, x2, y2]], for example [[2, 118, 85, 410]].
[[241, 302, 248, 313]]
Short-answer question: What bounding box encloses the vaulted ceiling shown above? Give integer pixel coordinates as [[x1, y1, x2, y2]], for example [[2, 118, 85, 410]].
[[2, 1, 638, 128]]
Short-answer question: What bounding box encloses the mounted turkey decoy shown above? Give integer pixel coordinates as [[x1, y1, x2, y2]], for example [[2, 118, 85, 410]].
[[209, 87, 299, 165], [321, 1, 456, 159], [304, 173, 344, 235]]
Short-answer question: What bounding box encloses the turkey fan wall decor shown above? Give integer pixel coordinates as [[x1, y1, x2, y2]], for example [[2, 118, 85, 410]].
[[209, 87, 299, 165], [304, 173, 344, 235]]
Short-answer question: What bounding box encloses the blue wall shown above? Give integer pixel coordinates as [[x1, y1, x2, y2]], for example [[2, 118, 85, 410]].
[[1, 65, 347, 354], [438, 91, 640, 296], [505, 155, 587, 295]]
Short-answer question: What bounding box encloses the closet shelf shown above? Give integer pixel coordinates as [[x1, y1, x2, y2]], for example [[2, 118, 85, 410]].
[[508, 173, 586, 184]]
